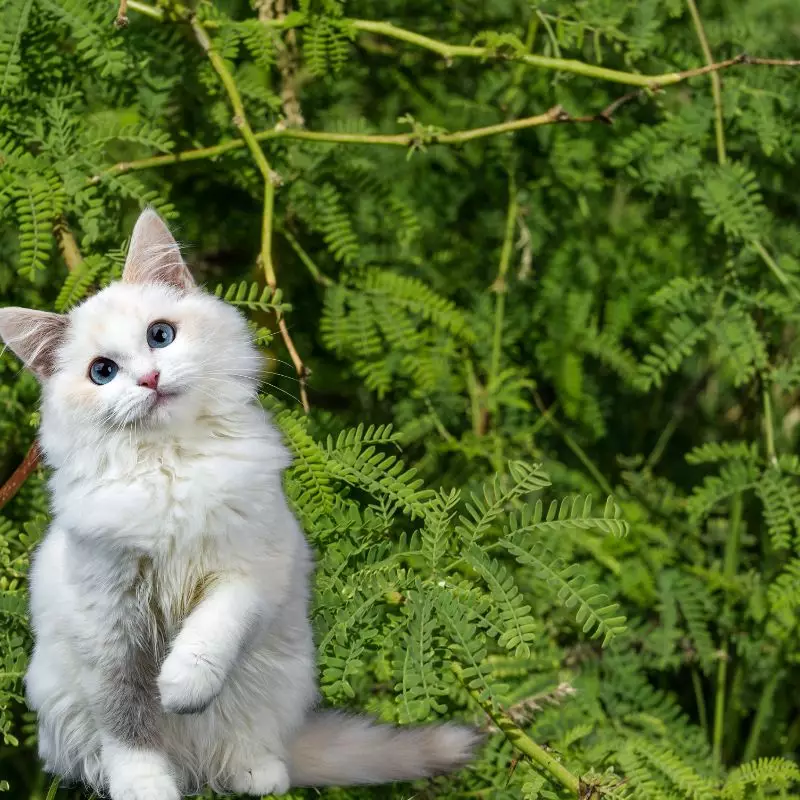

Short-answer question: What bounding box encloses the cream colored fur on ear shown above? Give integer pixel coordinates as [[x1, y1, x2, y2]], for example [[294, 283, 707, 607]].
[[122, 208, 196, 290]]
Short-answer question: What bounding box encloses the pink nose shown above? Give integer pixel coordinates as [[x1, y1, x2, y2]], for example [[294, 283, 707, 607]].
[[138, 371, 160, 390]]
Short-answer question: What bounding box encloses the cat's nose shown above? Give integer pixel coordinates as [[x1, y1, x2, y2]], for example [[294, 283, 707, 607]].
[[138, 370, 160, 390]]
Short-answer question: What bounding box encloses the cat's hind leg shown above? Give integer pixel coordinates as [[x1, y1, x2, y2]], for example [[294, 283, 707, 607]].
[[25, 640, 104, 790], [209, 645, 314, 797]]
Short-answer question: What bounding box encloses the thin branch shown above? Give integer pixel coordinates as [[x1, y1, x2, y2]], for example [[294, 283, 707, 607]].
[[89, 46, 800, 183], [281, 227, 333, 286], [258, 0, 305, 128], [90, 106, 572, 181], [0, 220, 83, 508], [55, 217, 84, 271], [488, 175, 518, 396], [763, 384, 778, 467], [347, 25, 800, 87], [452, 664, 580, 796], [686, 0, 726, 165], [114, 0, 129, 28], [533, 392, 615, 497], [0, 444, 40, 512], [126, 0, 162, 20], [188, 11, 310, 412], [126, 2, 800, 87], [751, 240, 800, 301]]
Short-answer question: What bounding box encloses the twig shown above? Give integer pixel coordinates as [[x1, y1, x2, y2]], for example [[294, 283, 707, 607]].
[[762, 384, 778, 467], [189, 12, 310, 412], [90, 107, 572, 181], [713, 491, 742, 767], [452, 664, 580, 795], [488, 176, 518, 399], [686, 0, 726, 165], [483, 682, 577, 733], [0, 444, 40, 512], [742, 667, 780, 762], [645, 367, 712, 470], [54, 217, 84, 271], [114, 0, 129, 28], [281, 227, 333, 286], [0, 220, 83, 508], [751, 240, 800, 301], [257, 0, 305, 128], [88, 53, 799, 182], [691, 668, 709, 738], [89, 98, 643, 186], [125, 2, 800, 87], [532, 392, 615, 497]]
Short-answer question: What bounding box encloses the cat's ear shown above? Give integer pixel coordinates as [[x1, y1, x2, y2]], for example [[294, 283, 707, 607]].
[[0, 308, 68, 379], [122, 208, 196, 290]]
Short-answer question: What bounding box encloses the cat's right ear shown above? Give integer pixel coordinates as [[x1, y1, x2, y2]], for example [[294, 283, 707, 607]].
[[0, 307, 68, 380], [122, 208, 196, 290]]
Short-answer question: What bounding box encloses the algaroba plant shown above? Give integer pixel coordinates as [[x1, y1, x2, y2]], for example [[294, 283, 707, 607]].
[[1, 0, 800, 798]]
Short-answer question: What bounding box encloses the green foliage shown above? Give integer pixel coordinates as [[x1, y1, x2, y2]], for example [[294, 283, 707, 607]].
[[1, 0, 800, 798]]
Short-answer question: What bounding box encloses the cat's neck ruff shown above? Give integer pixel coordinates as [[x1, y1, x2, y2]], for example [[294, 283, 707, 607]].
[[40, 397, 290, 486]]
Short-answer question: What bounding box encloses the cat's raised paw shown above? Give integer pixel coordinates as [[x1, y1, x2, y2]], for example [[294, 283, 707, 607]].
[[157, 647, 224, 714], [227, 756, 290, 796]]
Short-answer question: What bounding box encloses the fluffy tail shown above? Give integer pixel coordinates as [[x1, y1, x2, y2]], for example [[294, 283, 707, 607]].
[[287, 711, 482, 787]]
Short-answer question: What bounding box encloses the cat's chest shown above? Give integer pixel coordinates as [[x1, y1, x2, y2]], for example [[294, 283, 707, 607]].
[[139, 546, 217, 631], [107, 447, 259, 542]]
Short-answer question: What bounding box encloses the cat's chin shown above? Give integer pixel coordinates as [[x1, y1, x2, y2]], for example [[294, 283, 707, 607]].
[[128, 390, 185, 428]]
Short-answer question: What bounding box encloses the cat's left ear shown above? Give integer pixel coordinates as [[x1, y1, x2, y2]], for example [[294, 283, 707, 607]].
[[122, 208, 196, 290], [0, 307, 68, 380]]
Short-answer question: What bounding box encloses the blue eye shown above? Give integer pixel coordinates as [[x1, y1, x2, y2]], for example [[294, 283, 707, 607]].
[[147, 321, 175, 348], [89, 358, 118, 385]]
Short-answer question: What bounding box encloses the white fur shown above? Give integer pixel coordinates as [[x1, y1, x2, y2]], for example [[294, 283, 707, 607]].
[[16, 211, 479, 800]]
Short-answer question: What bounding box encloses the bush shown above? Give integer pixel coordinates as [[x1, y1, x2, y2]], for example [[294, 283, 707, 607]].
[[1, 0, 800, 797]]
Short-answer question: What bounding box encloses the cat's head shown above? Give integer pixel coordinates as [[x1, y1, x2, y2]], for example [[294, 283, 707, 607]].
[[0, 209, 263, 443]]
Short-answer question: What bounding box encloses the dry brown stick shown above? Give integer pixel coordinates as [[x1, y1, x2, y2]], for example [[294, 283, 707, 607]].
[[114, 0, 129, 28], [259, 0, 305, 128], [0, 444, 41, 512], [55, 217, 85, 271]]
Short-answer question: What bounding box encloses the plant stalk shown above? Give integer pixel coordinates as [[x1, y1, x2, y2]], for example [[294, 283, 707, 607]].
[[488, 178, 518, 394], [742, 669, 780, 762], [453, 665, 580, 795], [187, 11, 309, 411], [713, 491, 742, 767], [686, 0, 726, 165]]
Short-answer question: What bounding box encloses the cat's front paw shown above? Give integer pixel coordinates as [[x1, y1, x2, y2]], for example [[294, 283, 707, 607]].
[[106, 748, 180, 800], [110, 771, 181, 800], [157, 648, 225, 714], [228, 755, 290, 796]]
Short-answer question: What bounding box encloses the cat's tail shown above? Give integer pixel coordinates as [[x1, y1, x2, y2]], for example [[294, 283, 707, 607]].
[[287, 711, 482, 787]]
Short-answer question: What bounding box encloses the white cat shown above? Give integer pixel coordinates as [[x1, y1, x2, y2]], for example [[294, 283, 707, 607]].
[[0, 210, 479, 800]]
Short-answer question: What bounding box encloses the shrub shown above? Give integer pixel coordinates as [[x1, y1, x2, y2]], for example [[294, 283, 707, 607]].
[[1, 0, 799, 797]]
